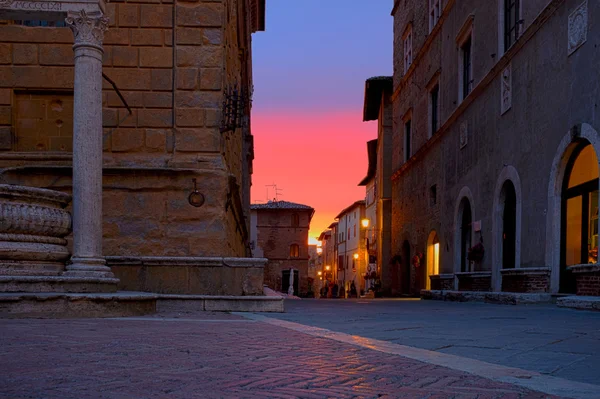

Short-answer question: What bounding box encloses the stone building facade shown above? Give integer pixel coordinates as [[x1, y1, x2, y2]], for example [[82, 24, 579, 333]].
[[362, 76, 394, 295], [0, 0, 265, 265], [250, 201, 314, 296], [391, 0, 599, 295], [335, 200, 366, 296]]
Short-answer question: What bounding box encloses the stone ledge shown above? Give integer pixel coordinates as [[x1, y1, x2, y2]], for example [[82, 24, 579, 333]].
[[500, 267, 551, 276], [556, 295, 600, 311], [157, 295, 284, 313], [0, 275, 119, 293], [421, 290, 553, 304], [455, 271, 492, 277], [0, 291, 157, 318], [106, 256, 267, 268], [429, 274, 455, 280], [567, 264, 600, 273]]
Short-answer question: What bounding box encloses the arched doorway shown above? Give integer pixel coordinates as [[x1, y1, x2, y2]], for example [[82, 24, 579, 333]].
[[402, 240, 411, 294], [561, 143, 599, 292], [502, 181, 517, 269], [426, 231, 440, 290], [459, 199, 472, 272]]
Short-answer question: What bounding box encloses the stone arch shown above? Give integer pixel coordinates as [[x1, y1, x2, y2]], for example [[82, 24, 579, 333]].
[[492, 165, 522, 291], [453, 186, 476, 278], [546, 123, 600, 293]]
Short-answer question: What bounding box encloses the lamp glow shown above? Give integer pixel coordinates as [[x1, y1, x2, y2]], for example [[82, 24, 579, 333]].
[[317, 271, 322, 276], [361, 218, 370, 228], [353, 253, 359, 260], [325, 265, 330, 271]]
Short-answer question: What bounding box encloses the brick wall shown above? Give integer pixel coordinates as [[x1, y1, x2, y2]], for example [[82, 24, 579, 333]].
[[502, 273, 550, 293], [430, 276, 454, 290], [575, 272, 600, 296], [457, 275, 491, 292], [0, 0, 257, 258]]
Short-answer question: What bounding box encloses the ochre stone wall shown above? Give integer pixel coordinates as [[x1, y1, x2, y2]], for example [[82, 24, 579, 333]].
[[0, 0, 258, 258], [254, 209, 312, 296]]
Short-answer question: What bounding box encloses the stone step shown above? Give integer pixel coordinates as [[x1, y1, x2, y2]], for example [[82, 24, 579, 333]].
[[0, 291, 157, 318], [0, 275, 119, 293], [157, 294, 285, 313]]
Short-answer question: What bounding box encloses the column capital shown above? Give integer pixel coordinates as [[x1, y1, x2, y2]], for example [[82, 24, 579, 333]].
[[66, 10, 109, 49]]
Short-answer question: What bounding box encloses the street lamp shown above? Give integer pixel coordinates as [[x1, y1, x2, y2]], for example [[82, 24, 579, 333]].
[[317, 271, 322, 276], [325, 265, 330, 271], [353, 253, 359, 260], [361, 218, 370, 228]]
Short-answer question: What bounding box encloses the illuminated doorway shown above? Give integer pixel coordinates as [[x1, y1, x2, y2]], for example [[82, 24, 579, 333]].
[[561, 143, 599, 293], [426, 231, 440, 290]]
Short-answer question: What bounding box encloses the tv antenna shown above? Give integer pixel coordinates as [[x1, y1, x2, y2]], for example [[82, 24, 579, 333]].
[[265, 184, 284, 202]]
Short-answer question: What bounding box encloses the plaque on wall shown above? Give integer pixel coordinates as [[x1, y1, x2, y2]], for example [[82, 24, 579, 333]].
[[568, 1, 588, 56]]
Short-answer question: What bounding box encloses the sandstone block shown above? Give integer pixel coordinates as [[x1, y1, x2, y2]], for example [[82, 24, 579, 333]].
[[118, 4, 139, 27], [112, 128, 145, 152], [131, 29, 163, 46], [176, 3, 223, 27], [103, 128, 112, 151], [145, 129, 167, 151], [12, 44, 37, 65], [0, 126, 11, 149], [0, 106, 12, 125], [143, 92, 173, 108], [105, 3, 117, 27], [141, 5, 173, 28], [39, 45, 73, 66], [138, 109, 173, 127], [202, 28, 222, 45], [151, 69, 173, 90], [175, 127, 220, 152], [0, 26, 72, 44], [164, 30, 173, 46], [103, 69, 151, 90], [107, 91, 144, 108], [103, 46, 112, 66], [204, 108, 220, 127], [176, 46, 222, 68], [176, 108, 204, 127], [104, 28, 130, 45], [0, 89, 11, 105], [200, 68, 222, 90], [0, 44, 11, 64], [176, 68, 198, 90], [175, 91, 221, 109], [140, 47, 173, 68], [112, 46, 138, 67], [103, 108, 119, 127], [117, 109, 138, 127]]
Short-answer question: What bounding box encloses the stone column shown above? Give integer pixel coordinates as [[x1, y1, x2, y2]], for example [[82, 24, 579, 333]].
[[63, 10, 113, 278]]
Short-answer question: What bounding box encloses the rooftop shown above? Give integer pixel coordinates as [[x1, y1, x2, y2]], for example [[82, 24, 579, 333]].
[[251, 200, 314, 211]]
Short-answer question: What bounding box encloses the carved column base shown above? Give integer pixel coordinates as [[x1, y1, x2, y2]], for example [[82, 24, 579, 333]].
[[65, 257, 115, 278]]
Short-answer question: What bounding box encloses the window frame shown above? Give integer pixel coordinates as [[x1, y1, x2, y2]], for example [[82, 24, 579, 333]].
[[499, 0, 521, 54], [403, 25, 413, 74], [290, 244, 300, 258], [429, 0, 442, 32], [404, 119, 412, 163], [456, 16, 474, 103]]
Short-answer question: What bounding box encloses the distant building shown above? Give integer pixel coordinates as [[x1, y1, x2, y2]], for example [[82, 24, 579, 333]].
[[390, 0, 600, 296], [362, 76, 394, 295], [335, 201, 367, 296], [251, 201, 314, 296]]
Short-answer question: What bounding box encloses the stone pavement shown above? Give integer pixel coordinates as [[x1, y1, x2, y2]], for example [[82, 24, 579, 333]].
[[0, 309, 567, 399], [260, 299, 600, 387]]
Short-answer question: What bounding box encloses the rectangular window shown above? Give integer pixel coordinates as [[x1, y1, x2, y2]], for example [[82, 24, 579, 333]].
[[430, 184, 437, 206], [403, 28, 412, 73], [461, 36, 472, 99], [430, 84, 439, 136], [429, 0, 441, 32], [354, 224, 356, 237], [348, 228, 351, 239], [15, 20, 67, 27], [504, 0, 520, 51], [404, 119, 412, 162]]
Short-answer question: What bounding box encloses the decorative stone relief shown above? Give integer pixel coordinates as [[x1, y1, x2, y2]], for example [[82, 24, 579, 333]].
[[568, 1, 588, 56], [65, 9, 108, 48], [501, 64, 512, 115], [459, 121, 468, 149]]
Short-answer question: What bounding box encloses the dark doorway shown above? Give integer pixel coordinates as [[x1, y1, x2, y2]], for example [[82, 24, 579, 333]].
[[460, 199, 472, 272], [561, 143, 599, 293], [502, 181, 517, 269], [402, 240, 411, 294], [282, 269, 299, 295]]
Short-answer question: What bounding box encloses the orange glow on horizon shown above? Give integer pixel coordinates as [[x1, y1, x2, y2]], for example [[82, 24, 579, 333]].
[[251, 109, 375, 242]]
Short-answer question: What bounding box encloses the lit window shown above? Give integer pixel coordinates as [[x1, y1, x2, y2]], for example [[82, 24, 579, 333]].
[[290, 244, 299, 258], [403, 27, 413, 73], [429, 0, 442, 32]]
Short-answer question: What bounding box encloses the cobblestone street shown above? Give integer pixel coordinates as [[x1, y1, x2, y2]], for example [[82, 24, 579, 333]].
[[2, 301, 599, 398]]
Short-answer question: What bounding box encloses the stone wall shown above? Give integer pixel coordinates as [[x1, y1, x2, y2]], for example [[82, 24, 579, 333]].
[[390, 0, 600, 295], [456, 273, 491, 292], [570, 265, 600, 296], [429, 274, 454, 290], [0, 0, 259, 258], [254, 209, 312, 296]]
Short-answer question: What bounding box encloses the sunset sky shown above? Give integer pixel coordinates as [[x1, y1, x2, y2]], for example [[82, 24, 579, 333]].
[[250, 1, 393, 244]]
